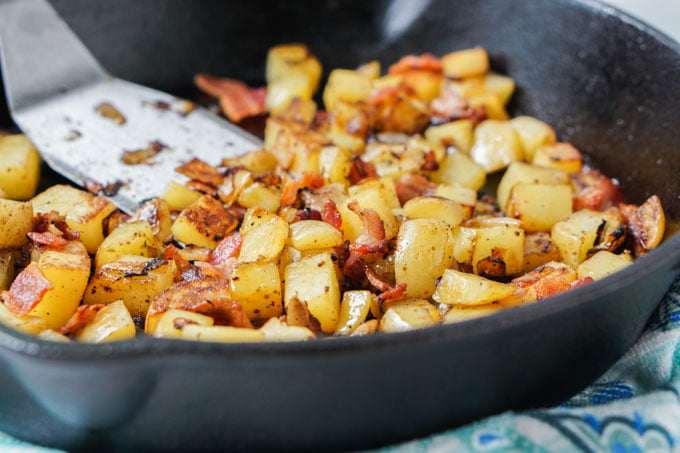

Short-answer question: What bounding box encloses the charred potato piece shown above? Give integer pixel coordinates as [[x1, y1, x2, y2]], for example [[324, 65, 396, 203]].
[[171, 195, 238, 249]]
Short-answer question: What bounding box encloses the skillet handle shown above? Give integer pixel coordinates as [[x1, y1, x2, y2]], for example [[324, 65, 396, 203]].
[[0, 0, 107, 113]]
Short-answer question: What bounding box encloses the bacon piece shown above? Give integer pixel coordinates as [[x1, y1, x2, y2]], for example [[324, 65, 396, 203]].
[[27, 231, 68, 248], [280, 172, 326, 207], [1, 263, 54, 317], [32, 212, 80, 241], [185, 180, 218, 196], [295, 208, 322, 222], [571, 169, 626, 211], [348, 158, 378, 185], [388, 54, 442, 75], [378, 283, 407, 303], [347, 201, 389, 255], [185, 299, 253, 329], [619, 195, 665, 256], [430, 84, 486, 124], [210, 233, 243, 265], [193, 259, 237, 280], [321, 199, 342, 229], [421, 151, 439, 171], [175, 158, 224, 186], [285, 298, 322, 334], [364, 266, 391, 292], [59, 305, 105, 335], [194, 73, 266, 122], [571, 276, 594, 288], [394, 173, 438, 205], [161, 244, 192, 274]]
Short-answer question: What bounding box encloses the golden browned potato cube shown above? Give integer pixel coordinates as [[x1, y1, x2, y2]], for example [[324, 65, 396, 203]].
[[289, 220, 343, 251], [505, 183, 573, 232], [223, 149, 278, 177], [356, 60, 381, 80], [265, 118, 329, 170], [28, 250, 91, 329], [0, 250, 16, 291], [434, 184, 477, 208], [433, 269, 514, 305], [84, 255, 177, 318], [532, 143, 583, 174], [171, 195, 237, 249], [338, 187, 398, 241], [129, 198, 173, 243], [266, 44, 322, 92], [161, 181, 201, 211], [239, 216, 289, 262], [523, 232, 562, 273], [0, 134, 41, 200], [551, 210, 610, 267], [284, 252, 340, 333], [395, 219, 454, 299], [319, 146, 351, 185], [453, 222, 525, 277], [237, 182, 282, 213], [496, 162, 569, 209], [348, 178, 400, 210], [425, 119, 473, 153], [323, 69, 372, 112], [469, 93, 508, 121], [577, 251, 633, 281], [181, 325, 264, 343], [379, 299, 440, 333], [470, 120, 523, 173], [509, 116, 557, 160], [95, 221, 160, 269], [402, 70, 444, 101], [326, 101, 373, 153], [402, 196, 470, 227], [442, 303, 504, 324], [442, 47, 489, 79], [240, 208, 276, 236], [432, 151, 486, 191], [334, 290, 374, 336], [481, 73, 516, 105], [229, 261, 283, 321], [0, 199, 33, 248], [267, 73, 315, 116], [153, 309, 214, 338], [73, 300, 136, 343], [0, 303, 48, 336], [259, 317, 315, 342], [31, 185, 116, 254], [363, 143, 422, 180]]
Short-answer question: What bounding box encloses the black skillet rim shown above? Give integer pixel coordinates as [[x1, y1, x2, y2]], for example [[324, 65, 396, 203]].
[[0, 0, 679, 361]]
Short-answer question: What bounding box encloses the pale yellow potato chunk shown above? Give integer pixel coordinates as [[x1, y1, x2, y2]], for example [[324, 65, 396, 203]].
[[434, 184, 477, 208], [95, 221, 160, 269], [509, 116, 556, 160], [0, 134, 40, 200], [577, 251, 633, 281], [239, 216, 289, 262], [84, 255, 177, 318], [551, 210, 609, 267], [161, 182, 200, 211], [505, 183, 573, 232], [266, 73, 315, 116], [442, 303, 504, 324], [30, 250, 90, 329], [379, 299, 440, 333], [402, 196, 470, 227], [425, 120, 473, 153], [323, 69, 372, 111], [181, 325, 264, 343], [289, 220, 343, 250], [350, 319, 379, 336], [348, 178, 401, 210], [442, 47, 489, 79], [394, 219, 454, 299], [334, 290, 374, 336], [73, 300, 136, 343], [319, 146, 351, 185], [237, 182, 281, 213], [284, 252, 340, 333], [0, 302, 48, 335], [433, 269, 513, 305], [259, 317, 315, 342], [469, 93, 508, 121], [0, 199, 33, 248], [432, 151, 486, 190], [469, 120, 523, 173], [532, 143, 583, 174], [522, 232, 562, 273], [0, 250, 16, 291], [496, 162, 569, 209], [453, 223, 525, 277], [266, 44, 322, 92], [229, 261, 283, 321], [152, 309, 214, 338]]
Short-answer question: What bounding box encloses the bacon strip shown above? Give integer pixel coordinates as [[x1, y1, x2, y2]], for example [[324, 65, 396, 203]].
[[321, 199, 342, 229], [194, 73, 266, 122], [394, 173, 438, 205], [280, 172, 326, 207], [210, 233, 243, 265], [571, 169, 626, 212], [347, 201, 388, 255], [1, 263, 54, 317], [59, 305, 105, 335], [348, 158, 378, 185], [388, 53, 442, 75], [27, 231, 68, 248]]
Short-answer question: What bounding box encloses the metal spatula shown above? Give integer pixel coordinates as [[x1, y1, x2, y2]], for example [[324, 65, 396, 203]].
[[0, 0, 262, 213]]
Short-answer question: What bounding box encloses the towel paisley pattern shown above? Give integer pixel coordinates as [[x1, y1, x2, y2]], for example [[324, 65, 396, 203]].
[[2, 277, 680, 452]]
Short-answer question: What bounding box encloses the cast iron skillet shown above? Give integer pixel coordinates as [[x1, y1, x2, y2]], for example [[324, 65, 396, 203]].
[[1, 0, 680, 451]]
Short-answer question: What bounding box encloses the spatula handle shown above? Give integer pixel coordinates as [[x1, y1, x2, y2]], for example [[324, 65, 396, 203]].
[[0, 0, 107, 113]]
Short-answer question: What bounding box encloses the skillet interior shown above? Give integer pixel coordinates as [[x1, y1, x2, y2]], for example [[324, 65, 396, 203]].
[[0, 0, 680, 451]]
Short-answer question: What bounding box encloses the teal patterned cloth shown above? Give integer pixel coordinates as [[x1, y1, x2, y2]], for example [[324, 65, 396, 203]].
[[2, 277, 679, 453]]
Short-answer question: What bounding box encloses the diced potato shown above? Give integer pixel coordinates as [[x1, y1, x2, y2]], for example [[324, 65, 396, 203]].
[[469, 120, 523, 173], [363, 142, 422, 180], [319, 146, 351, 185], [29, 250, 90, 329], [266, 44, 322, 92], [356, 60, 381, 80], [181, 324, 264, 343], [289, 220, 343, 250], [237, 182, 281, 213], [532, 143, 583, 174], [161, 181, 201, 211], [0, 199, 33, 248], [469, 93, 508, 121], [402, 196, 470, 227], [431, 151, 486, 190], [447, 73, 515, 106], [37, 329, 70, 342], [0, 250, 16, 290], [152, 309, 214, 338], [240, 208, 276, 236], [394, 219, 454, 299], [326, 101, 373, 153], [129, 199, 173, 243], [442, 47, 489, 79], [577, 251, 633, 281], [402, 70, 443, 101], [84, 255, 177, 318], [334, 290, 373, 336], [95, 221, 160, 269], [482, 73, 516, 105], [350, 319, 379, 336], [323, 69, 372, 112], [425, 120, 473, 153], [31, 185, 116, 254], [239, 216, 289, 262], [265, 119, 329, 170], [434, 184, 477, 208], [551, 210, 610, 267], [171, 195, 238, 249], [284, 252, 340, 333], [348, 178, 401, 211], [372, 90, 430, 134], [621, 195, 665, 255], [372, 74, 403, 90], [72, 300, 136, 343], [0, 134, 41, 200], [379, 299, 440, 333], [453, 222, 525, 277], [505, 183, 573, 232], [222, 150, 279, 177], [218, 169, 254, 205], [433, 269, 514, 305], [523, 232, 561, 273], [229, 261, 283, 321], [266, 73, 315, 116], [338, 187, 398, 241], [496, 162, 569, 208], [442, 303, 505, 324], [259, 317, 315, 342], [509, 116, 556, 160], [0, 303, 48, 335]]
